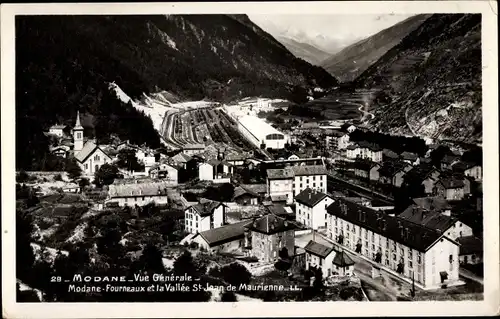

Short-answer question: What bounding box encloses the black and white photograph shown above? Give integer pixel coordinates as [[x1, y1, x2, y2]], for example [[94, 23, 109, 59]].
[[1, 1, 498, 317]]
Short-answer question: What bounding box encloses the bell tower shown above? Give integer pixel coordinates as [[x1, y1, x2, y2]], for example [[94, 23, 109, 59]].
[[73, 110, 84, 154]]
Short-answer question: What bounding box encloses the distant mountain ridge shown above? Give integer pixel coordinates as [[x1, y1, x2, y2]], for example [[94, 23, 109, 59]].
[[354, 14, 482, 144], [16, 14, 338, 170], [276, 35, 332, 65], [321, 15, 431, 82]]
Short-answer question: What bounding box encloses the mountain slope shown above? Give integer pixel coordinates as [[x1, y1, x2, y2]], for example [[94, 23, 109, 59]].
[[354, 14, 482, 144], [275, 35, 332, 65], [321, 15, 431, 82], [16, 15, 338, 170]]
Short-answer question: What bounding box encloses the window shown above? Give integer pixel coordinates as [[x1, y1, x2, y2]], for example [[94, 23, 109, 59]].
[[365, 231, 368, 239], [409, 260, 413, 268], [85, 164, 88, 169], [393, 253, 396, 261], [372, 244, 375, 251], [319, 258, 322, 266], [320, 182, 323, 187], [313, 183, 316, 187], [300, 177, 303, 181], [449, 255, 453, 263], [77, 132, 82, 139], [347, 224, 350, 231], [417, 253, 422, 264], [371, 232, 375, 241], [313, 176, 316, 181]]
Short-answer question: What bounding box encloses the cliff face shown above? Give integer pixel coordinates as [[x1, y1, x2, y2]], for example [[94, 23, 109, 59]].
[[16, 15, 339, 169], [354, 14, 482, 144], [321, 15, 431, 83]]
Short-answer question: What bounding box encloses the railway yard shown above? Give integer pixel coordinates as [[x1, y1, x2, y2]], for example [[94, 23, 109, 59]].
[[161, 106, 257, 153]]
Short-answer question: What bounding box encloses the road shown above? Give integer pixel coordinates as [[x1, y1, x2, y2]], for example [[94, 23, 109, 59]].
[[459, 267, 484, 285]]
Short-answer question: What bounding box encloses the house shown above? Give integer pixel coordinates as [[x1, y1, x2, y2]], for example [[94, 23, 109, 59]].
[[405, 165, 442, 194], [198, 159, 232, 182], [182, 143, 205, 156], [184, 198, 227, 234], [337, 133, 351, 150], [295, 188, 334, 229], [332, 251, 355, 276], [191, 220, 253, 253], [223, 152, 247, 166], [304, 240, 336, 278], [291, 165, 328, 196], [383, 148, 399, 160], [463, 163, 482, 182], [266, 168, 294, 204], [50, 145, 70, 158], [265, 203, 294, 220], [400, 151, 419, 165], [48, 124, 66, 137], [440, 154, 460, 170], [148, 163, 178, 185], [346, 125, 356, 133], [346, 142, 382, 163], [326, 197, 461, 289], [171, 153, 194, 169], [353, 160, 380, 180], [399, 197, 473, 240], [378, 161, 411, 187], [245, 214, 297, 263], [325, 130, 345, 150], [434, 177, 466, 200], [457, 236, 483, 265], [105, 181, 170, 207], [288, 154, 300, 160], [232, 186, 260, 205], [240, 184, 267, 199]]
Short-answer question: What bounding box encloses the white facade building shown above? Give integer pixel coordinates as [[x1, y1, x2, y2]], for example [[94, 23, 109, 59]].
[[295, 188, 334, 229], [291, 165, 328, 196], [326, 198, 461, 289], [237, 115, 289, 149], [105, 181, 170, 207], [184, 199, 227, 234]]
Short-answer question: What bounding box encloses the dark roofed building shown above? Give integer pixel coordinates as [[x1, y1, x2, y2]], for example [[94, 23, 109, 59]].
[[232, 186, 260, 205], [246, 214, 297, 262], [304, 240, 334, 258], [434, 176, 466, 200], [291, 165, 328, 176], [333, 251, 355, 268], [191, 220, 253, 252], [184, 198, 228, 234], [326, 197, 461, 288], [327, 198, 446, 253], [267, 168, 294, 180], [295, 188, 329, 208], [457, 236, 483, 265]]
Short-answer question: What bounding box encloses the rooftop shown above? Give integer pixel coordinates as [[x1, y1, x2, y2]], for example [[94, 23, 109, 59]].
[[232, 186, 260, 200], [195, 220, 253, 247], [238, 115, 284, 140], [267, 168, 294, 180], [172, 153, 193, 163], [291, 165, 327, 176], [108, 181, 170, 198], [75, 141, 111, 163], [400, 151, 418, 161], [333, 251, 355, 267], [191, 199, 224, 217], [246, 213, 297, 235], [304, 240, 334, 258], [457, 236, 483, 255], [295, 188, 329, 208], [398, 206, 455, 234], [438, 177, 465, 189], [183, 143, 205, 150]]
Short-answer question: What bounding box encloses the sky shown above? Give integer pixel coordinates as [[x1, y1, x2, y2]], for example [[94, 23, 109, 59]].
[[248, 14, 415, 53]]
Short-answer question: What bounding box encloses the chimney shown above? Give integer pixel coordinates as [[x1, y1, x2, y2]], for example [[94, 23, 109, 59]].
[[284, 220, 288, 227]]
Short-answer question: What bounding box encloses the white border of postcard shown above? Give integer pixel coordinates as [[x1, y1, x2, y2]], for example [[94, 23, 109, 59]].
[[2, 1, 499, 318]]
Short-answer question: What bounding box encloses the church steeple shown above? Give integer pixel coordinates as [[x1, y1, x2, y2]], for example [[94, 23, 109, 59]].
[[73, 111, 84, 154]]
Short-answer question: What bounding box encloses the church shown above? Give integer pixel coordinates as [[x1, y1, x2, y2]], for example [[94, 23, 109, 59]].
[[72, 111, 112, 176]]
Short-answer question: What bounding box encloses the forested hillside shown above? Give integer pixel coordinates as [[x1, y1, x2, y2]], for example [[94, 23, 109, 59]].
[[16, 15, 338, 170]]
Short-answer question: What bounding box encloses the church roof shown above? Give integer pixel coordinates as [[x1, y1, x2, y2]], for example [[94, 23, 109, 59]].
[[75, 141, 110, 163]]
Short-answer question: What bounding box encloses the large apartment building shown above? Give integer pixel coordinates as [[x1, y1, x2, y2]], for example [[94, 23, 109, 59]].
[[326, 198, 461, 289]]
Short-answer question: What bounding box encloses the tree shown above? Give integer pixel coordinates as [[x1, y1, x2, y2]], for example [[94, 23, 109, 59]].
[[16, 209, 36, 284], [116, 149, 144, 172], [220, 263, 252, 287], [65, 157, 82, 180], [94, 163, 120, 187], [313, 268, 324, 291], [139, 243, 165, 274], [220, 290, 237, 302], [79, 177, 90, 189]]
